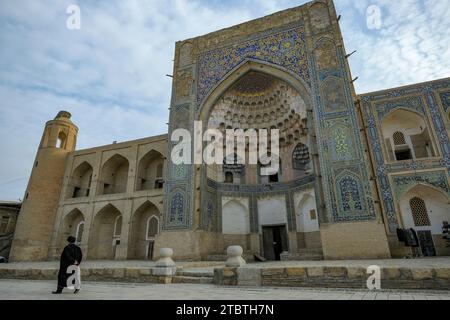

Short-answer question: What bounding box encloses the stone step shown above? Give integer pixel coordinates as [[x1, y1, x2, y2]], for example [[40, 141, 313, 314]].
[[176, 270, 214, 277], [297, 248, 323, 254], [172, 276, 214, 284], [289, 254, 324, 261], [281, 250, 324, 261]]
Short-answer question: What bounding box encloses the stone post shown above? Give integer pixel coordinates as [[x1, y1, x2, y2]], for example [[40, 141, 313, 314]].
[[226, 246, 246, 267], [152, 248, 177, 276]]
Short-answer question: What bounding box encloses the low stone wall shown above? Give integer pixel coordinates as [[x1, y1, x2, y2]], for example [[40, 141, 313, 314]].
[[0, 267, 176, 284], [214, 266, 450, 290]]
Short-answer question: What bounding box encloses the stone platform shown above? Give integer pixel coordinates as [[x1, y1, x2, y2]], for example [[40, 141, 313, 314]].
[[214, 258, 450, 290], [1, 258, 449, 290], [0, 260, 222, 285]]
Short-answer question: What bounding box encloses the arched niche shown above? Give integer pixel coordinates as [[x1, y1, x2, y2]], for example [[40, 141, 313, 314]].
[[98, 155, 129, 195], [89, 204, 122, 259], [399, 184, 450, 256], [381, 108, 436, 162], [136, 150, 165, 191], [200, 63, 312, 187], [222, 200, 250, 235], [128, 201, 161, 260], [67, 162, 93, 199]]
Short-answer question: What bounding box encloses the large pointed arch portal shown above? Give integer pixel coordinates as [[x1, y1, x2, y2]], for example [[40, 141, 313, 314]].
[[164, 6, 387, 260]]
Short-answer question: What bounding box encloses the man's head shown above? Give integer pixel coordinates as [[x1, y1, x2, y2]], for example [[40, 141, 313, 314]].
[[67, 236, 76, 244]]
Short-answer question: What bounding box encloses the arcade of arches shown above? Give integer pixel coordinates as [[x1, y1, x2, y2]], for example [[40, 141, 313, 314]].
[[60, 201, 162, 261]]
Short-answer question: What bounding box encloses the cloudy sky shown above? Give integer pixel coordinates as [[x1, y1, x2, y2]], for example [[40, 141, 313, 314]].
[[0, 0, 449, 201]]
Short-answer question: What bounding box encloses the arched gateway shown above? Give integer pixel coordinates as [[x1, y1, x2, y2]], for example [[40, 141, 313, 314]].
[[12, 1, 450, 263]]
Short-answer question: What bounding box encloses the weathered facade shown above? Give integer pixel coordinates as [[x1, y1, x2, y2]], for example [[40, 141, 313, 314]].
[[10, 0, 450, 262], [0, 201, 21, 260]]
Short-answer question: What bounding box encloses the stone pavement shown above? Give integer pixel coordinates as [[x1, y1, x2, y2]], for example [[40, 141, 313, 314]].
[[2, 257, 449, 270], [0, 279, 449, 300], [2, 258, 449, 290], [0, 260, 224, 270]]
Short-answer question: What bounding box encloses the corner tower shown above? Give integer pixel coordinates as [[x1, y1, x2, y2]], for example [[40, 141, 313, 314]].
[[10, 111, 78, 261]]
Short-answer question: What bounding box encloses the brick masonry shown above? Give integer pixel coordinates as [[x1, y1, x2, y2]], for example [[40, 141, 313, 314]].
[[214, 266, 450, 290]]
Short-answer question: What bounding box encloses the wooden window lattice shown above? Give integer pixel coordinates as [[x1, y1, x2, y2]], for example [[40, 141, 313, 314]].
[[409, 197, 431, 227], [393, 131, 406, 146]]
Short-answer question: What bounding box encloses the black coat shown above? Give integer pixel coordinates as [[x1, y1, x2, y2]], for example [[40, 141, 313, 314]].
[[57, 243, 83, 288]]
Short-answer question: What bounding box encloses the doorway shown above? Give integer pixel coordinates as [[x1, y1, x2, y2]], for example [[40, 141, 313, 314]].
[[262, 225, 288, 261], [147, 240, 155, 260], [417, 231, 436, 257]]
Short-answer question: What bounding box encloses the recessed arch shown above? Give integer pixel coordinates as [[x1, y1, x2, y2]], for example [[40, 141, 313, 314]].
[[296, 193, 319, 233], [89, 204, 122, 260], [57, 131, 67, 149], [146, 216, 159, 239], [204, 63, 312, 187], [222, 199, 250, 235], [292, 142, 311, 178], [335, 171, 365, 213], [67, 161, 93, 199], [98, 154, 129, 195], [136, 150, 165, 191], [399, 184, 450, 256], [399, 182, 450, 201], [198, 59, 312, 123], [381, 108, 436, 161], [128, 200, 161, 260], [60, 208, 85, 248]]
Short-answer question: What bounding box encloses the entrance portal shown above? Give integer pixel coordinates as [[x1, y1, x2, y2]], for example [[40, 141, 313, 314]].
[[262, 225, 288, 261], [417, 231, 437, 257]]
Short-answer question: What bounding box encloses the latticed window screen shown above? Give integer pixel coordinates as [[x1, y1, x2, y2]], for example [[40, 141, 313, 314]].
[[409, 197, 431, 227], [147, 217, 159, 238], [393, 131, 406, 145], [292, 143, 310, 170]]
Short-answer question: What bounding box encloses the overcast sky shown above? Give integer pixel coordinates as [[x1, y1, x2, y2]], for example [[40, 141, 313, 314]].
[[0, 0, 449, 201]]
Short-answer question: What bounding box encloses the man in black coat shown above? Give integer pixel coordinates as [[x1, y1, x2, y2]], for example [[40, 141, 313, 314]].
[[52, 236, 83, 294]]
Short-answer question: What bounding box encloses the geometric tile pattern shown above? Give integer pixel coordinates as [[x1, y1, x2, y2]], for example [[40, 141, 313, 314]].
[[361, 79, 450, 232], [196, 25, 310, 107]]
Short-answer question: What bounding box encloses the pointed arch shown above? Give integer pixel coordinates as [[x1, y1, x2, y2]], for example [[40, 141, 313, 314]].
[[292, 142, 311, 171], [296, 193, 319, 233], [89, 203, 122, 260], [136, 150, 165, 191], [399, 183, 450, 256], [222, 199, 250, 235], [57, 131, 67, 149], [128, 200, 161, 260], [60, 208, 85, 248], [146, 216, 159, 239], [67, 161, 93, 199], [99, 154, 129, 195], [336, 171, 365, 214], [381, 107, 436, 161], [94, 203, 122, 219], [198, 60, 312, 123]]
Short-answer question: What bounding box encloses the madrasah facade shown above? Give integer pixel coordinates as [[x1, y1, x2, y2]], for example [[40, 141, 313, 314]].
[[9, 0, 450, 262]]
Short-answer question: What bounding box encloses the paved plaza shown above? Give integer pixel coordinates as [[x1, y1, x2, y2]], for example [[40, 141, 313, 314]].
[[0, 279, 449, 300], [2, 257, 450, 270]]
